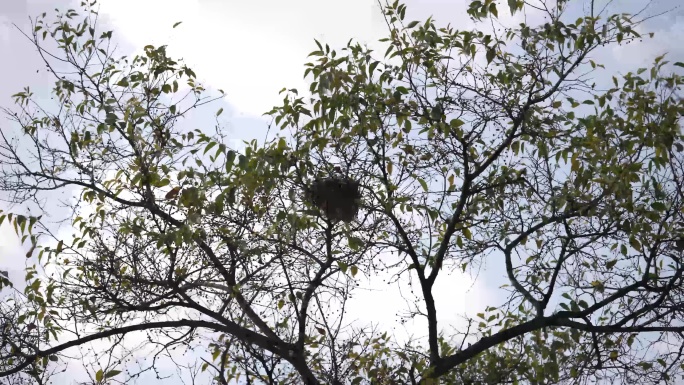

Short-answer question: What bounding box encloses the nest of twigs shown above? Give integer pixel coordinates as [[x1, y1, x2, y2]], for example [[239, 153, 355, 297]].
[[307, 176, 361, 223]]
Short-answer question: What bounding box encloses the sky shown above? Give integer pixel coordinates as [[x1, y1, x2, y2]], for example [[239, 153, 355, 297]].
[[1, 0, 684, 384]]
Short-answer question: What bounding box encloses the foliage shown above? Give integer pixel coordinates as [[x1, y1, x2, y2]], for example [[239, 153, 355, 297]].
[[2, 0, 684, 384]]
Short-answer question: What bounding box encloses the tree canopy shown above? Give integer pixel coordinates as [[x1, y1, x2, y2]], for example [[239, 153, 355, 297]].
[[2, 0, 684, 384]]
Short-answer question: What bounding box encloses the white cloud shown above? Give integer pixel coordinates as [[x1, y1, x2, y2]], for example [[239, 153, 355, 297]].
[[611, 19, 684, 68], [346, 260, 495, 345], [97, 0, 387, 118], [0, 15, 12, 45], [0, 223, 24, 277]]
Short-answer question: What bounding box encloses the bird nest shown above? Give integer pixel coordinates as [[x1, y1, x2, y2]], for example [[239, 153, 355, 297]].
[[307, 177, 361, 223]]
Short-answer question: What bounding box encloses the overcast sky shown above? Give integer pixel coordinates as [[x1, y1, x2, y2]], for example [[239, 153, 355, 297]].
[[1, 0, 684, 384]]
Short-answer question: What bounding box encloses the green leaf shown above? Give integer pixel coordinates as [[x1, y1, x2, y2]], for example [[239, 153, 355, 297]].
[[418, 178, 428, 192], [348, 236, 364, 251], [95, 369, 104, 382], [173, 21, 182, 28], [450, 119, 465, 128], [350, 265, 358, 277], [104, 370, 122, 379], [369, 61, 379, 75], [238, 154, 248, 169], [204, 142, 217, 155], [406, 20, 420, 28], [507, 0, 518, 15], [337, 261, 348, 273], [226, 150, 237, 171], [216, 108, 223, 117], [650, 201, 666, 211], [486, 48, 495, 64], [488, 3, 498, 17]]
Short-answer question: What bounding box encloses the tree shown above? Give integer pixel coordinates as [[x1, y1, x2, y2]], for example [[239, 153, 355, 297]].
[[2, 0, 684, 384]]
